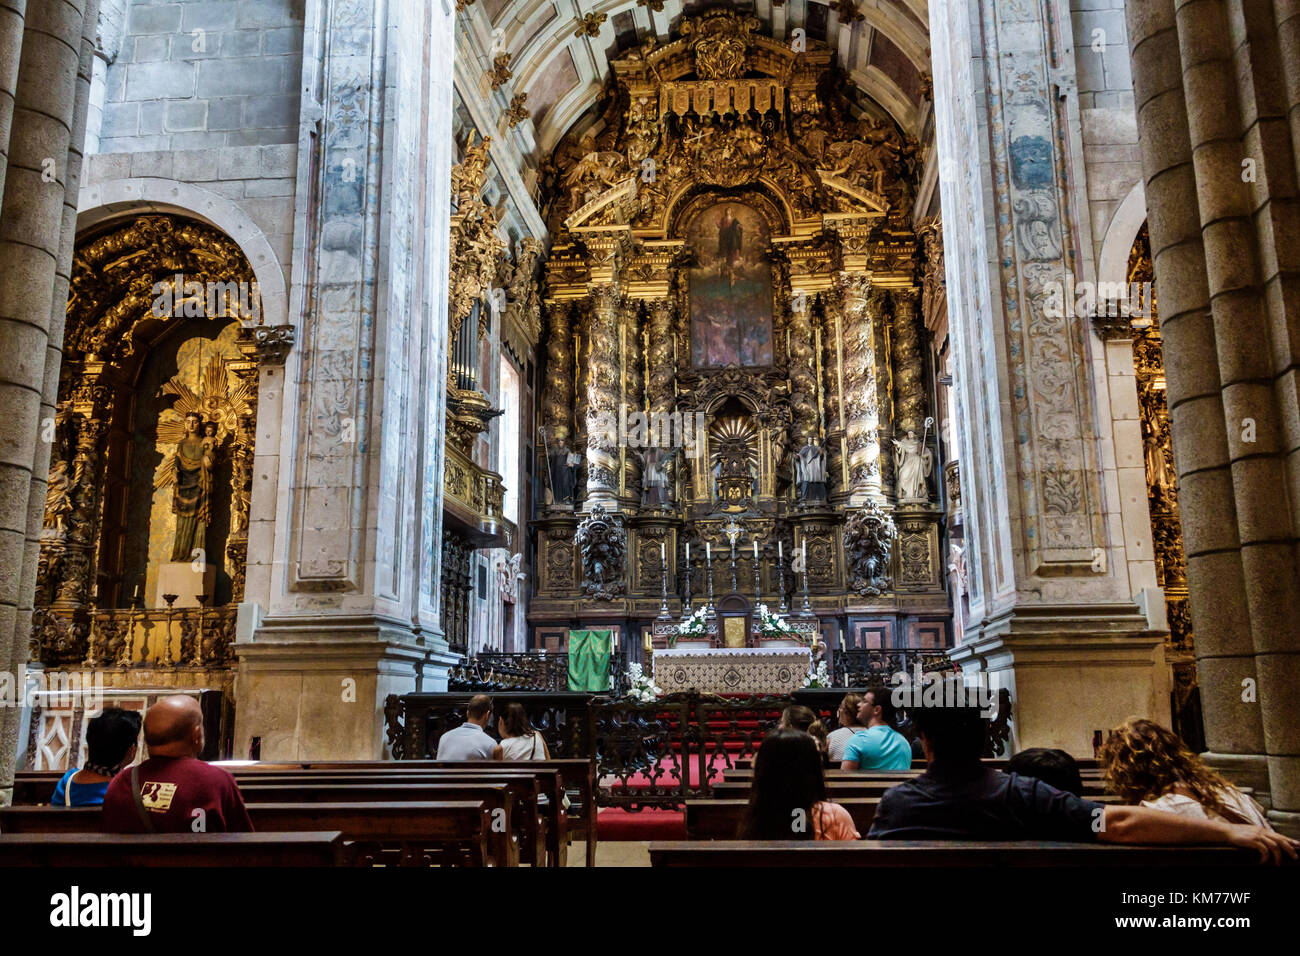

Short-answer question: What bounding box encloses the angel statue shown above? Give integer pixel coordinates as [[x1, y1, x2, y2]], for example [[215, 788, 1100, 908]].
[[154, 411, 217, 562]]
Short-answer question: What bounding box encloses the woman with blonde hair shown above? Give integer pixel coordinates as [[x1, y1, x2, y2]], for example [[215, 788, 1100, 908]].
[[1099, 717, 1272, 828], [825, 694, 866, 763]]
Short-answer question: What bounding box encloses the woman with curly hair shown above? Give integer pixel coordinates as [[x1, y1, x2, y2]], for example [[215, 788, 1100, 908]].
[[1099, 717, 1272, 828]]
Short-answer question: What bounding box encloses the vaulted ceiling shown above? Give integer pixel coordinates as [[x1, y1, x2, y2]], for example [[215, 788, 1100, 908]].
[[454, 0, 933, 238]]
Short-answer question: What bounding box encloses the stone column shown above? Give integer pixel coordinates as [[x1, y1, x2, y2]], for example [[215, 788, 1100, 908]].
[[620, 296, 643, 508], [0, 0, 97, 802], [932, 0, 1168, 755], [840, 274, 881, 505], [235, 0, 458, 761], [583, 285, 621, 510], [0, 0, 25, 198], [1127, 0, 1300, 829]]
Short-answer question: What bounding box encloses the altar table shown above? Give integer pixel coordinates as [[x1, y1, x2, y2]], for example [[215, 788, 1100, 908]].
[[653, 646, 812, 695]]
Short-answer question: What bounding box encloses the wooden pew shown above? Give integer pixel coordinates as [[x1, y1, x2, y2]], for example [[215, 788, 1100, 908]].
[[230, 767, 565, 867], [226, 758, 599, 868], [0, 802, 497, 867], [0, 832, 345, 867], [648, 840, 1279, 868], [709, 779, 1125, 804], [236, 780, 526, 867], [685, 798, 879, 839]]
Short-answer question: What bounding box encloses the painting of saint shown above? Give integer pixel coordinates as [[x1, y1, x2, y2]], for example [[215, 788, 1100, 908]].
[[688, 201, 773, 367]]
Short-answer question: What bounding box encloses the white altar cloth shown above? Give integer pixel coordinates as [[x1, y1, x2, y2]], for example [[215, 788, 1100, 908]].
[[653, 646, 811, 695]]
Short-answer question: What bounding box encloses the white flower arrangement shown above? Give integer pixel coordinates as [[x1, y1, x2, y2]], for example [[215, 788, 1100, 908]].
[[625, 662, 662, 702], [802, 659, 831, 689], [757, 603, 803, 641], [677, 606, 709, 637]]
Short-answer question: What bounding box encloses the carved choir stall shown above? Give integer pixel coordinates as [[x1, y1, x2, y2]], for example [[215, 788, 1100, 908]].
[[529, 10, 951, 658]]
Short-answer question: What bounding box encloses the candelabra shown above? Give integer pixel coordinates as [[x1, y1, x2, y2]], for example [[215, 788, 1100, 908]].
[[194, 593, 210, 665], [799, 561, 814, 619], [83, 589, 99, 666], [657, 554, 672, 621], [683, 549, 693, 614], [161, 594, 178, 666], [777, 546, 788, 614], [705, 550, 716, 621], [752, 544, 762, 608]]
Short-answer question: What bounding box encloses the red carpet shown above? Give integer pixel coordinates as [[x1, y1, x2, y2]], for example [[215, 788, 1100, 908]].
[[596, 806, 686, 840]]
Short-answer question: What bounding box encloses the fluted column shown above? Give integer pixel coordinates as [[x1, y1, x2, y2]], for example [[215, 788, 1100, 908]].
[[840, 274, 881, 505], [584, 286, 621, 509], [620, 296, 643, 507]]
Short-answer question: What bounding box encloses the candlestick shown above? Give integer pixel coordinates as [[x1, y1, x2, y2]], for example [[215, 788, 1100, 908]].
[[706, 542, 711, 561], [752, 538, 762, 616], [752, 540, 758, 559], [705, 547, 716, 621], [658, 542, 672, 621], [777, 541, 788, 614], [683, 544, 693, 614]]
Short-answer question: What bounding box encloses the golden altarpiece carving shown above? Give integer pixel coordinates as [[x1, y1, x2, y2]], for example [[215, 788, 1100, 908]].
[[528, 10, 951, 648], [31, 215, 294, 690]]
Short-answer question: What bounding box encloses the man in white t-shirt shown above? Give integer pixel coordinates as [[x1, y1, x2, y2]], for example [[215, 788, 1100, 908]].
[[436, 694, 502, 760]]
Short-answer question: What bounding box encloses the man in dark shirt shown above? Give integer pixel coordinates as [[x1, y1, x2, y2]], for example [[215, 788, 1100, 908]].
[[1007, 747, 1084, 796], [867, 703, 1298, 864], [102, 695, 253, 834]]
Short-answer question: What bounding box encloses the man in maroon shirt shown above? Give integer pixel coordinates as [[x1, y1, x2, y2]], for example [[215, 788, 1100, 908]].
[[102, 695, 253, 833]]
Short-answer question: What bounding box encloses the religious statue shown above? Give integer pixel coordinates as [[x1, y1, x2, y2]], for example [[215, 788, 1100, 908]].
[[44, 459, 75, 535], [495, 553, 524, 603], [154, 411, 217, 562], [640, 446, 676, 509], [793, 439, 827, 502], [893, 430, 934, 502], [574, 504, 627, 601], [843, 501, 898, 596], [545, 437, 582, 508]]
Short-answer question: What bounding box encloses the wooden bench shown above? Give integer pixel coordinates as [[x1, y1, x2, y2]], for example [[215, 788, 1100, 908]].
[[708, 779, 1125, 804], [236, 781, 527, 867], [648, 840, 1280, 867], [230, 767, 566, 867], [227, 758, 599, 867], [0, 802, 496, 867], [0, 832, 346, 867], [685, 798, 879, 839]]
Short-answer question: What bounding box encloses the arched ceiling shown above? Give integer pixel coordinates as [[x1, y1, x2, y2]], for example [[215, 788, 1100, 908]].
[[454, 0, 932, 238]]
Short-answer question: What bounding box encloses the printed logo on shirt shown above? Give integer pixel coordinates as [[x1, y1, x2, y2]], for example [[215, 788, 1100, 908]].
[[140, 781, 177, 812]]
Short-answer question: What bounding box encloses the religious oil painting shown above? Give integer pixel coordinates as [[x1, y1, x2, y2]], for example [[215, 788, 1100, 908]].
[[688, 201, 773, 368]]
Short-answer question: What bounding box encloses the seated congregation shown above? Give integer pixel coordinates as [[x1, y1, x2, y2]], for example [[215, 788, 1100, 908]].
[[1, 690, 1295, 868]]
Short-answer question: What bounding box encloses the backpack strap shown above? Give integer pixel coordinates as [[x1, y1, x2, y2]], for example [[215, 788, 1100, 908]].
[[129, 765, 156, 833]]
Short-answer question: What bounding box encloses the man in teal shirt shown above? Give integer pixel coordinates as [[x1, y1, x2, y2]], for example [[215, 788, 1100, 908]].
[[840, 688, 912, 770]]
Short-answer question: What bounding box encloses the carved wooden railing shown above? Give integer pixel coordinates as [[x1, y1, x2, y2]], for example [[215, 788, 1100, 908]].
[[449, 651, 630, 694], [831, 648, 956, 688], [32, 606, 237, 669], [385, 686, 1014, 810]]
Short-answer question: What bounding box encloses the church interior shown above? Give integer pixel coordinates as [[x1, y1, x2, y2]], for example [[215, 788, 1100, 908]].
[[0, 0, 1298, 890]]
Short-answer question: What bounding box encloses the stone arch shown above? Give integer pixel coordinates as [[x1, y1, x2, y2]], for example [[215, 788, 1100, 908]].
[[76, 177, 288, 329], [1097, 181, 1147, 289]]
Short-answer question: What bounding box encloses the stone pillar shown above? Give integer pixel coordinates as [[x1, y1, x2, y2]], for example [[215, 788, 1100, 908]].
[[234, 0, 458, 761], [583, 285, 620, 510], [0, 0, 97, 802], [0, 0, 25, 198], [932, 0, 1168, 756], [620, 296, 643, 508], [840, 274, 881, 505], [1127, 0, 1300, 830]]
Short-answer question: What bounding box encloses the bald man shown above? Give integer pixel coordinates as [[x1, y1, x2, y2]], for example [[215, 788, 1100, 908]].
[[101, 695, 253, 833]]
